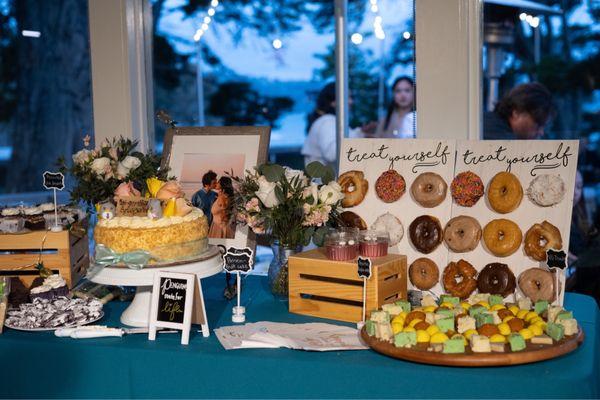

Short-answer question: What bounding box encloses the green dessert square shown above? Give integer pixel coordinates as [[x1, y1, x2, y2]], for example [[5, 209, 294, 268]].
[[469, 305, 486, 318], [475, 312, 494, 328], [435, 308, 454, 318], [436, 316, 454, 333], [555, 311, 573, 321], [534, 300, 549, 315], [508, 333, 526, 352], [546, 322, 565, 342], [488, 295, 503, 306], [394, 331, 417, 348], [394, 300, 411, 313], [443, 338, 465, 354], [439, 295, 460, 307], [366, 320, 376, 336]]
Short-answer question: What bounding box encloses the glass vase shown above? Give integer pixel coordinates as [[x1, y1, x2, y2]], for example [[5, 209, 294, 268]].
[[268, 241, 302, 297]]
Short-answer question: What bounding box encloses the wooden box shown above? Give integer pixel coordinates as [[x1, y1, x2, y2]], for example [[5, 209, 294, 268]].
[[0, 229, 89, 288], [288, 249, 407, 323]]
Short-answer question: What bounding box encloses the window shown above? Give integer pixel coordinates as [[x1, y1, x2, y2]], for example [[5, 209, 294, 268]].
[[0, 0, 93, 203]]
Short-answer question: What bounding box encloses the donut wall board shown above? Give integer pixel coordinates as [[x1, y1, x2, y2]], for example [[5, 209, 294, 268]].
[[452, 140, 579, 305], [338, 139, 456, 296], [338, 138, 579, 306]]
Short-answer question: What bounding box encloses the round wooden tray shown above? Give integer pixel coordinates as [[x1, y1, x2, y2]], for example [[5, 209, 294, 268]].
[[360, 327, 584, 367]]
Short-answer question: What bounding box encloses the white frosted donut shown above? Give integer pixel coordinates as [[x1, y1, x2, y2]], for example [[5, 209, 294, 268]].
[[371, 213, 404, 246], [527, 174, 566, 207]]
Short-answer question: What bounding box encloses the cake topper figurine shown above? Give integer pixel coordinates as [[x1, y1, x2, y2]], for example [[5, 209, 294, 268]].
[[147, 199, 163, 220], [98, 201, 116, 220]]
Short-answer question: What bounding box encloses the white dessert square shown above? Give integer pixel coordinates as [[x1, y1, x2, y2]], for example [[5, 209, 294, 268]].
[[467, 293, 490, 305], [547, 306, 564, 323], [470, 334, 491, 353], [370, 310, 390, 323], [490, 342, 505, 352], [378, 322, 394, 342], [425, 312, 436, 325], [421, 294, 437, 307], [457, 315, 476, 334], [531, 334, 553, 345], [381, 304, 403, 317], [558, 318, 578, 336], [490, 310, 502, 325], [518, 298, 532, 311]]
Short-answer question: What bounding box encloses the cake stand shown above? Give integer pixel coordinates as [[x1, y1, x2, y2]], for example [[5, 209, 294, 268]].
[[89, 246, 222, 333]]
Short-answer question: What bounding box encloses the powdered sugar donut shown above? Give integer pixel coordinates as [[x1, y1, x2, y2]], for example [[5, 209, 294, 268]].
[[371, 213, 404, 246], [527, 174, 566, 207]]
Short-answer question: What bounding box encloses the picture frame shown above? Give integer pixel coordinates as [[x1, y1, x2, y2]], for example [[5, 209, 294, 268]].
[[161, 126, 271, 252]]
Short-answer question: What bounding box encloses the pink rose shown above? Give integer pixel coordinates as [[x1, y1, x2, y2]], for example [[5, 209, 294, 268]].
[[114, 181, 141, 198], [156, 180, 184, 200], [245, 198, 260, 213]]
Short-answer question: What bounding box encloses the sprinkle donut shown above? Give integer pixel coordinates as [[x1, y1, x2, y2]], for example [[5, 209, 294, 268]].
[[410, 172, 447, 208], [483, 219, 522, 257], [375, 170, 406, 203], [487, 172, 523, 214], [518, 267, 556, 302], [443, 215, 481, 253], [451, 171, 484, 207], [409, 258, 439, 291]]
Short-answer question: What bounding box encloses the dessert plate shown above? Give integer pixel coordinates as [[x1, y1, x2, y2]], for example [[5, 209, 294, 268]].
[[361, 326, 584, 367], [5, 311, 104, 332]]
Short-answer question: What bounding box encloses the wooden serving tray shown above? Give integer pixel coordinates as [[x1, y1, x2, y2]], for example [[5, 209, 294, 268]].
[[360, 327, 584, 367]]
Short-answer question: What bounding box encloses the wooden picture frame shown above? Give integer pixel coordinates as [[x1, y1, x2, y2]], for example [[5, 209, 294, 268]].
[[161, 126, 271, 253]]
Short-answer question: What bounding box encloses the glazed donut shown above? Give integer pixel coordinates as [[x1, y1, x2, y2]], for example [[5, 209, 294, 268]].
[[442, 259, 478, 299], [409, 215, 442, 254], [524, 221, 562, 261], [443, 216, 481, 253], [451, 171, 485, 207], [487, 172, 523, 214], [371, 213, 404, 246], [338, 171, 369, 208], [375, 170, 406, 203], [339, 211, 367, 230], [527, 174, 566, 207], [477, 263, 516, 297], [409, 258, 439, 290], [410, 172, 447, 208], [483, 219, 522, 257], [518, 267, 556, 302]]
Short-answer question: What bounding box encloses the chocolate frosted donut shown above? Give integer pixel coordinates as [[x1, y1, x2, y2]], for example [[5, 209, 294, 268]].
[[477, 263, 516, 298], [518, 268, 556, 302], [443, 215, 481, 253], [410, 172, 447, 208], [409, 215, 442, 254], [375, 170, 406, 203], [409, 258, 439, 290], [339, 211, 367, 230]]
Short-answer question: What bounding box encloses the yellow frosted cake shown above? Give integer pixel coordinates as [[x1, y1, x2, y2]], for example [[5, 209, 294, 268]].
[[94, 208, 209, 262]]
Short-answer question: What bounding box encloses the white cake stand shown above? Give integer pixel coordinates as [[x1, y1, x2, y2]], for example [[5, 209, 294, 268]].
[[89, 246, 222, 332]]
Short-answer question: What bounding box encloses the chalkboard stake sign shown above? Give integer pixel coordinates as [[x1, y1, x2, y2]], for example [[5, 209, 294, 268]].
[[148, 271, 208, 345], [222, 247, 254, 323], [357, 257, 372, 328], [42, 171, 65, 232], [546, 249, 567, 305]]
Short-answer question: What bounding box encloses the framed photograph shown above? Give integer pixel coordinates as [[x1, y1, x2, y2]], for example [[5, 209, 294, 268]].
[[162, 126, 271, 251]]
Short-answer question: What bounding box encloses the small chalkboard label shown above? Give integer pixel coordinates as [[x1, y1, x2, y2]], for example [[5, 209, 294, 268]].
[[42, 171, 65, 191], [547, 249, 567, 270], [357, 257, 372, 279], [222, 247, 254, 273], [157, 276, 188, 324]]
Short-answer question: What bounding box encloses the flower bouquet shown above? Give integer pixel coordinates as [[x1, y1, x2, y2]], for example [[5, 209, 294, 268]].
[[58, 136, 169, 208], [231, 161, 344, 295]]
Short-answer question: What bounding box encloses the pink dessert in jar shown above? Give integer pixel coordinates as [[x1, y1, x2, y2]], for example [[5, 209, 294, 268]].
[[325, 230, 359, 261], [359, 230, 390, 258]]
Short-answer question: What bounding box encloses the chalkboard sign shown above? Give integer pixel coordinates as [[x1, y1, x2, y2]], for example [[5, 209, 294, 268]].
[[357, 257, 372, 279], [149, 271, 196, 345], [42, 171, 65, 191], [222, 247, 254, 273], [547, 249, 567, 270]]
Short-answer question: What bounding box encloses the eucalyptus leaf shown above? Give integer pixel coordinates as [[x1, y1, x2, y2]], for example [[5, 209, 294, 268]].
[[274, 185, 286, 203], [305, 161, 334, 184], [312, 226, 329, 247], [260, 164, 285, 182]]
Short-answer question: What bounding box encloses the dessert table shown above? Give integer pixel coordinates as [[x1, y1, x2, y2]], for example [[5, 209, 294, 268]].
[[1, 275, 598, 399]]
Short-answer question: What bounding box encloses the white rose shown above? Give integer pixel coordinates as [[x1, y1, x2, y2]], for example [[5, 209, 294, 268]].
[[72, 149, 91, 165], [255, 176, 280, 208], [302, 183, 319, 206], [284, 167, 306, 185], [116, 156, 141, 179], [318, 181, 344, 205], [90, 157, 111, 176]]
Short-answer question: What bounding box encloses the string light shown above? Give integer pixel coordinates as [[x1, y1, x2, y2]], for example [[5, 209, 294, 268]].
[[194, 2, 220, 42], [369, 0, 385, 41], [272, 39, 282, 49], [351, 33, 363, 45], [402, 31, 411, 40], [520, 12, 540, 28]]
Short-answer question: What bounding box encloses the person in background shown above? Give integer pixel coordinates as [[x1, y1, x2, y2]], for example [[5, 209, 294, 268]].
[[375, 76, 416, 138], [208, 176, 235, 239], [483, 82, 556, 140], [302, 82, 377, 168], [191, 170, 217, 225]]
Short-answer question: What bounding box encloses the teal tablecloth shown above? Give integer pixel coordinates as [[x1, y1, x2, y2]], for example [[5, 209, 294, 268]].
[[1, 274, 599, 399]]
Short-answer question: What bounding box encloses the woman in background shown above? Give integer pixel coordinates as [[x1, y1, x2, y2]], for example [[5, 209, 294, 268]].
[[375, 76, 416, 138], [208, 176, 235, 239]]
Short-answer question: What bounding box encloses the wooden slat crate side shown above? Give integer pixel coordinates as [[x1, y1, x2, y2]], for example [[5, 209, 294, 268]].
[[0, 252, 70, 270], [0, 231, 69, 250], [290, 275, 363, 302], [289, 295, 362, 323]]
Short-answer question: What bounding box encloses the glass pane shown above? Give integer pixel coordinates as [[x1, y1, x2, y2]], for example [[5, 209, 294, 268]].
[[482, 1, 599, 300], [0, 0, 93, 203]]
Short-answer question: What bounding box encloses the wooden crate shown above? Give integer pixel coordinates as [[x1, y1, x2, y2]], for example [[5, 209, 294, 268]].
[[288, 249, 407, 323], [0, 228, 89, 289]]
